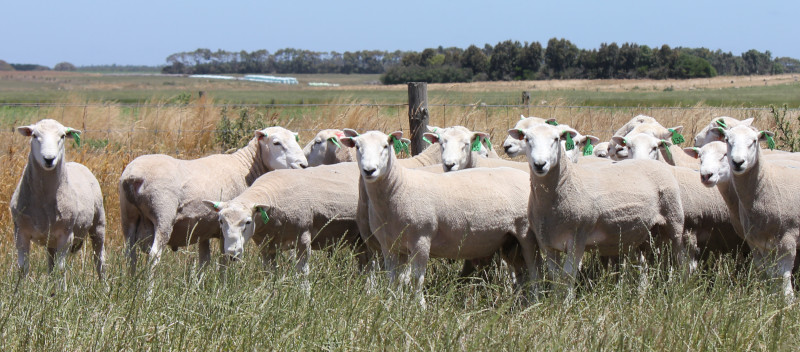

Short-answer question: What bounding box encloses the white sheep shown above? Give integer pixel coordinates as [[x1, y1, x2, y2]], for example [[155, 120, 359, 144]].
[[693, 116, 753, 147], [592, 142, 610, 158], [608, 115, 676, 160], [508, 124, 687, 299], [705, 125, 800, 299], [203, 162, 365, 275], [428, 125, 498, 159], [303, 129, 357, 166], [341, 131, 539, 307], [119, 126, 308, 275], [423, 126, 529, 172], [612, 133, 699, 168], [10, 119, 106, 279], [502, 116, 546, 157]]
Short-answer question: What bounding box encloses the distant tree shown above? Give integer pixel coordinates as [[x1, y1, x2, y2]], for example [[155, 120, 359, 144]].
[[544, 38, 579, 79], [10, 64, 50, 71], [518, 41, 543, 79], [775, 57, 800, 73], [0, 60, 14, 71], [54, 62, 76, 71], [489, 40, 522, 80], [460, 45, 489, 75], [742, 49, 773, 75], [674, 53, 717, 78]]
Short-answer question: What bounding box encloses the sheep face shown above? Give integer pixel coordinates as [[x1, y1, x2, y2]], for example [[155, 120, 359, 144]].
[[17, 119, 79, 171], [343, 131, 399, 182], [694, 117, 753, 148], [502, 117, 544, 157], [424, 126, 487, 172], [608, 139, 630, 160], [256, 127, 308, 170], [509, 124, 574, 176], [616, 133, 669, 161], [205, 200, 254, 259], [593, 142, 610, 158], [687, 141, 730, 187], [720, 125, 773, 175], [306, 129, 345, 167]]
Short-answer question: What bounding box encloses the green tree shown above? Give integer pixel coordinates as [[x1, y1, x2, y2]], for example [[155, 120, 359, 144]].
[[489, 40, 522, 80], [544, 38, 579, 79], [460, 45, 489, 75]]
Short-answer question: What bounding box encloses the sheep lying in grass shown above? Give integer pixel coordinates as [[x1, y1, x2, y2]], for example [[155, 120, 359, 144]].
[[341, 131, 539, 307], [203, 162, 365, 275], [304, 129, 357, 166], [11, 119, 105, 279], [119, 126, 307, 275], [508, 124, 687, 299], [706, 125, 800, 299]]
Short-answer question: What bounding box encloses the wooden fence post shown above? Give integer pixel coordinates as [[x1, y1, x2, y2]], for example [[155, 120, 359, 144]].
[[408, 82, 429, 156]]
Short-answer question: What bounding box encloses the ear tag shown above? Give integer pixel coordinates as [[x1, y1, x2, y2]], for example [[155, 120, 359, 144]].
[[661, 140, 673, 161], [520, 115, 525, 120], [669, 128, 685, 145], [546, 120, 559, 126], [391, 135, 409, 155], [483, 137, 493, 151], [715, 119, 728, 128], [66, 128, 81, 147], [258, 207, 270, 224], [763, 132, 776, 150], [422, 136, 432, 145], [563, 131, 575, 151], [471, 137, 482, 152], [213, 202, 221, 210], [582, 139, 594, 156], [259, 132, 268, 141], [295, 134, 300, 142], [329, 137, 343, 149]]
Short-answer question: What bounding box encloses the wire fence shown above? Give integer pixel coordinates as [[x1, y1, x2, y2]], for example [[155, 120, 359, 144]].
[[1, 102, 797, 157]]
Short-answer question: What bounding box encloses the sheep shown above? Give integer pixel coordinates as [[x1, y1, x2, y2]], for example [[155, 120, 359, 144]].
[[612, 133, 700, 168], [119, 126, 308, 275], [303, 129, 357, 166], [423, 126, 529, 172], [592, 142, 610, 158], [341, 131, 539, 307], [693, 116, 753, 147], [608, 115, 675, 160], [10, 119, 105, 279], [508, 124, 687, 299], [203, 162, 365, 276], [502, 116, 546, 157], [428, 125, 498, 159], [704, 125, 800, 299]]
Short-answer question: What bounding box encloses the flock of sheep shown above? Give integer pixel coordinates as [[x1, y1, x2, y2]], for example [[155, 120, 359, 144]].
[[10, 113, 800, 305]]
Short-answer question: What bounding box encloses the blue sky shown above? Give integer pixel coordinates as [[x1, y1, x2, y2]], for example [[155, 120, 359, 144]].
[[2, 0, 798, 67]]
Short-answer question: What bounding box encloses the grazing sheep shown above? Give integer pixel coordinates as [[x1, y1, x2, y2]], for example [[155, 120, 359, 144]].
[[693, 117, 753, 147], [706, 125, 800, 299], [341, 131, 539, 307], [508, 124, 687, 299], [304, 129, 357, 167], [119, 126, 308, 274], [203, 162, 365, 275], [10, 119, 105, 279]]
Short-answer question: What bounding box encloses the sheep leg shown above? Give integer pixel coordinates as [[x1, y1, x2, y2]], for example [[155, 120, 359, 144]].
[[197, 239, 211, 270], [295, 231, 312, 276], [46, 247, 57, 273], [90, 223, 106, 281], [120, 199, 141, 276], [773, 239, 797, 301], [382, 247, 401, 286], [561, 240, 586, 303], [53, 231, 74, 273], [543, 248, 562, 292], [15, 224, 30, 277], [408, 246, 429, 309]]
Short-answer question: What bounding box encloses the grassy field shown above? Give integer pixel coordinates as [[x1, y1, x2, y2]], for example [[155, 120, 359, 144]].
[[1, 74, 800, 349]]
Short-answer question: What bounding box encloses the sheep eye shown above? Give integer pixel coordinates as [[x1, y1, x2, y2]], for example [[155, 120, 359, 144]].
[[273, 141, 281, 146], [245, 220, 252, 225], [60, 135, 65, 140], [219, 220, 223, 225]]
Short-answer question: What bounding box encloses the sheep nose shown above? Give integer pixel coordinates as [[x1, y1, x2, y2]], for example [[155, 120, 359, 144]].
[[532, 161, 546, 172], [504, 145, 512, 153], [363, 167, 377, 176], [700, 173, 711, 183], [731, 159, 745, 171], [43, 157, 55, 167], [299, 162, 308, 169], [444, 162, 455, 171]]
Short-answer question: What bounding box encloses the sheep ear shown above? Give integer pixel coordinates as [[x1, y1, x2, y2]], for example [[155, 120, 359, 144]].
[[708, 126, 727, 140], [252, 204, 270, 224], [546, 118, 559, 126], [340, 137, 356, 148], [65, 127, 81, 139], [584, 135, 601, 145], [610, 136, 626, 146], [659, 139, 673, 148], [202, 200, 224, 212], [741, 117, 754, 126], [422, 132, 440, 144], [507, 128, 525, 141], [401, 138, 411, 145], [342, 128, 359, 137], [683, 147, 700, 159], [388, 131, 404, 141], [426, 125, 441, 133], [759, 130, 776, 150], [667, 126, 684, 134], [17, 126, 35, 137], [254, 130, 268, 140], [519, 115, 525, 120]]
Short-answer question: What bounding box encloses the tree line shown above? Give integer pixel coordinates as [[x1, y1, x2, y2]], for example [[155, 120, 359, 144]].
[[161, 39, 799, 84]]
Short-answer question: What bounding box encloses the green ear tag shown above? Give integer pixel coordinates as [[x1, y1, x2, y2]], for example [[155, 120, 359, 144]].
[[422, 136, 432, 145], [213, 202, 221, 210], [259, 207, 269, 224], [471, 138, 482, 152], [391, 135, 409, 155], [546, 120, 559, 126], [66, 128, 81, 147], [564, 131, 575, 151], [295, 134, 299, 142], [669, 128, 685, 145], [329, 137, 342, 149], [716, 119, 728, 128], [483, 137, 493, 151], [582, 139, 594, 156], [661, 140, 673, 161], [764, 132, 776, 150]]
